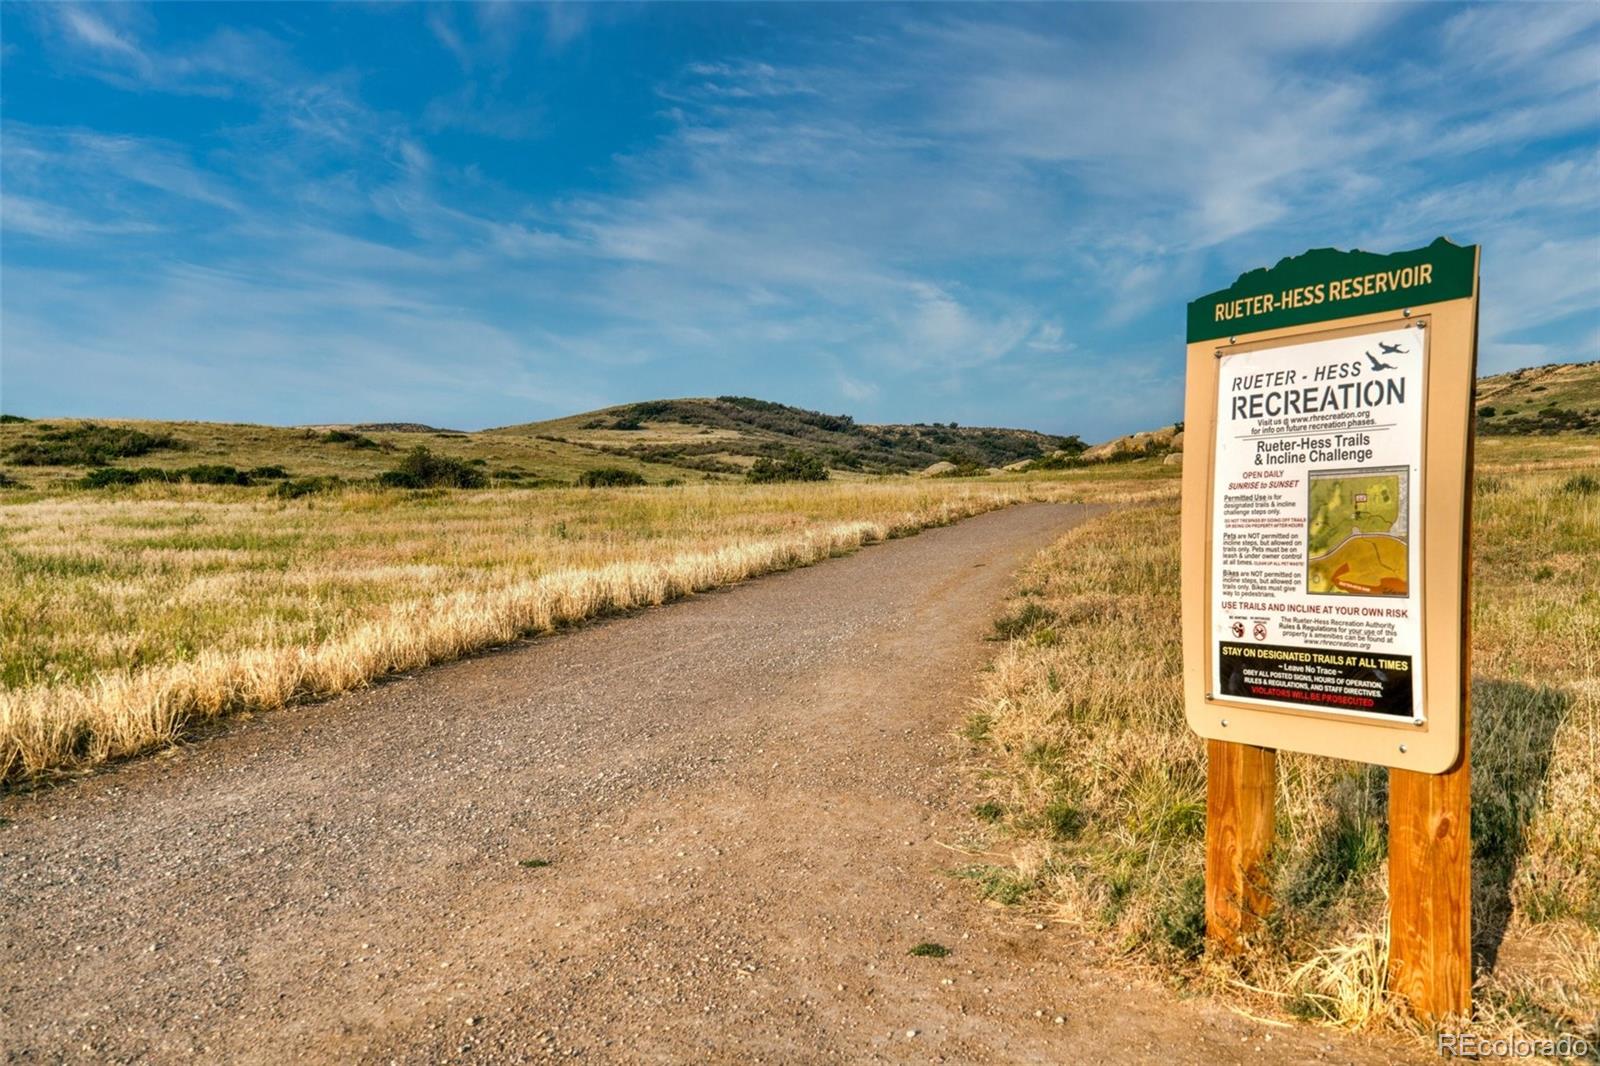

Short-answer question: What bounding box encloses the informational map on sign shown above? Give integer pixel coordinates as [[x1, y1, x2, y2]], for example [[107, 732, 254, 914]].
[[1210, 325, 1425, 721]]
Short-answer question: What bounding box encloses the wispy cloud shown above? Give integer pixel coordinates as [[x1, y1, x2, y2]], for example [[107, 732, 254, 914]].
[[2, 4, 1595, 434]]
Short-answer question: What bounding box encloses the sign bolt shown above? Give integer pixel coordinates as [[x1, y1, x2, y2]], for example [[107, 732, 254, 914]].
[[1402, 308, 1412, 317], [1220, 719, 1229, 728], [1399, 744, 1409, 754], [1413, 717, 1423, 726]]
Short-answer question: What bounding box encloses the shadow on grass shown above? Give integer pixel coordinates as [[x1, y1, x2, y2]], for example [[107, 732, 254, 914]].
[[1271, 678, 1570, 977], [1470, 678, 1571, 974]]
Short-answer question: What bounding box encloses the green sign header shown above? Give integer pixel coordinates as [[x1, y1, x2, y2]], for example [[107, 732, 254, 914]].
[[1187, 237, 1478, 343]]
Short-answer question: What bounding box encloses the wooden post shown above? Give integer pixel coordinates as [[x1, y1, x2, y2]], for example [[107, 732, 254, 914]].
[[1206, 739, 1277, 950], [1388, 353, 1476, 1021], [1387, 751, 1471, 1018]]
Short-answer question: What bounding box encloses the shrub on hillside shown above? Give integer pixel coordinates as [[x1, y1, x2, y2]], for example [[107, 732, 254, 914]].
[[177, 464, 254, 486], [78, 464, 271, 488], [79, 467, 146, 488], [0, 413, 31, 424], [247, 465, 290, 480], [8, 423, 184, 466], [746, 451, 828, 484], [274, 476, 341, 499], [1026, 453, 1084, 471], [932, 451, 988, 478], [576, 467, 647, 488], [1479, 405, 1599, 435], [321, 429, 381, 449], [379, 447, 488, 489]]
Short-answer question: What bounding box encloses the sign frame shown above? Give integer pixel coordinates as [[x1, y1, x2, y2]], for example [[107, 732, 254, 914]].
[[1180, 241, 1479, 774]]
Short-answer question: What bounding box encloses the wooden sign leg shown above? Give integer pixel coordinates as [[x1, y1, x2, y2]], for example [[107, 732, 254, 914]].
[[1206, 739, 1277, 950], [1388, 748, 1472, 1019]]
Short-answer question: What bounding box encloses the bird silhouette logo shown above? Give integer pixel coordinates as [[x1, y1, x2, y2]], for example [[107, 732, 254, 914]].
[[1378, 341, 1406, 355], [1366, 350, 1398, 372]]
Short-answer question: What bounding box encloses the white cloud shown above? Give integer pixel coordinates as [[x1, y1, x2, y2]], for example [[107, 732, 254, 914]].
[[59, 6, 144, 62], [3, 4, 1595, 436]]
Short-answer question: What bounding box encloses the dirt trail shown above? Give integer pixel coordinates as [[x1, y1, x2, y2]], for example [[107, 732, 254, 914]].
[[1, 503, 1422, 1064]]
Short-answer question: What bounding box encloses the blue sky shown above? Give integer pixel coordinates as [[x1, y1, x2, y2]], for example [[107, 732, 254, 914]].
[[2, 3, 1597, 439]]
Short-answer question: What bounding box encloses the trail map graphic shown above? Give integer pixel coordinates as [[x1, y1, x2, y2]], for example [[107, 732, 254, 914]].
[[1306, 467, 1409, 596]]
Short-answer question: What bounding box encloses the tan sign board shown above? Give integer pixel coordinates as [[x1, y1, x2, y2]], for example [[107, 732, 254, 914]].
[[1181, 239, 1479, 772]]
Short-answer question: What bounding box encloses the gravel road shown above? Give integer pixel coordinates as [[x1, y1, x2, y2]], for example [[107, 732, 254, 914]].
[[1, 503, 1422, 1064]]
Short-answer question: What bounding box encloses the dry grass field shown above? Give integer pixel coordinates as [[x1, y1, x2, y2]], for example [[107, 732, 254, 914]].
[[964, 433, 1599, 1043], [0, 480, 997, 781], [0, 465, 1172, 786]]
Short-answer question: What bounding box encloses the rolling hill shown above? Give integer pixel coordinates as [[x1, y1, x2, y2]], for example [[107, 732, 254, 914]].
[[5, 365, 1590, 492], [1028, 360, 1600, 470], [0, 397, 1072, 490], [1474, 361, 1600, 434], [495, 396, 1074, 476]]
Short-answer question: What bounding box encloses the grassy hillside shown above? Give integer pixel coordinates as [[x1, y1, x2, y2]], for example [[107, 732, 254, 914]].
[[495, 396, 1072, 475], [1043, 361, 1600, 467], [1476, 361, 1600, 434], [0, 397, 1072, 491], [0, 417, 702, 492]]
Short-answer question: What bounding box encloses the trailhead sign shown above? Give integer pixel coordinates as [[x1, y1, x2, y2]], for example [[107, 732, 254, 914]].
[[1183, 239, 1480, 1018], [1211, 324, 1425, 722], [1180, 238, 1479, 772]]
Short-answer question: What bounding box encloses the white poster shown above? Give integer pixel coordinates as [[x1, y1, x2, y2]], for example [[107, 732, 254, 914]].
[[1209, 324, 1425, 722]]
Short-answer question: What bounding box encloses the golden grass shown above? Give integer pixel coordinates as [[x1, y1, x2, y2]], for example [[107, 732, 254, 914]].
[[0, 468, 1174, 785], [965, 435, 1598, 1042]]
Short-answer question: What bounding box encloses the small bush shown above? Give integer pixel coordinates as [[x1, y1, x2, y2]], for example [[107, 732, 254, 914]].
[[321, 430, 380, 449], [908, 942, 950, 958], [380, 447, 488, 489], [577, 467, 646, 488], [175, 464, 253, 486], [746, 451, 828, 483], [80, 467, 144, 488], [932, 451, 988, 478], [248, 465, 290, 480], [0, 470, 22, 488], [1154, 874, 1207, 960], [1026, 453, 1083, 471], [273, 476, 340, 499], [1561, 472, 1599, 496], [1042, 799, 1085, 840], [0, 413, 31, 424]]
